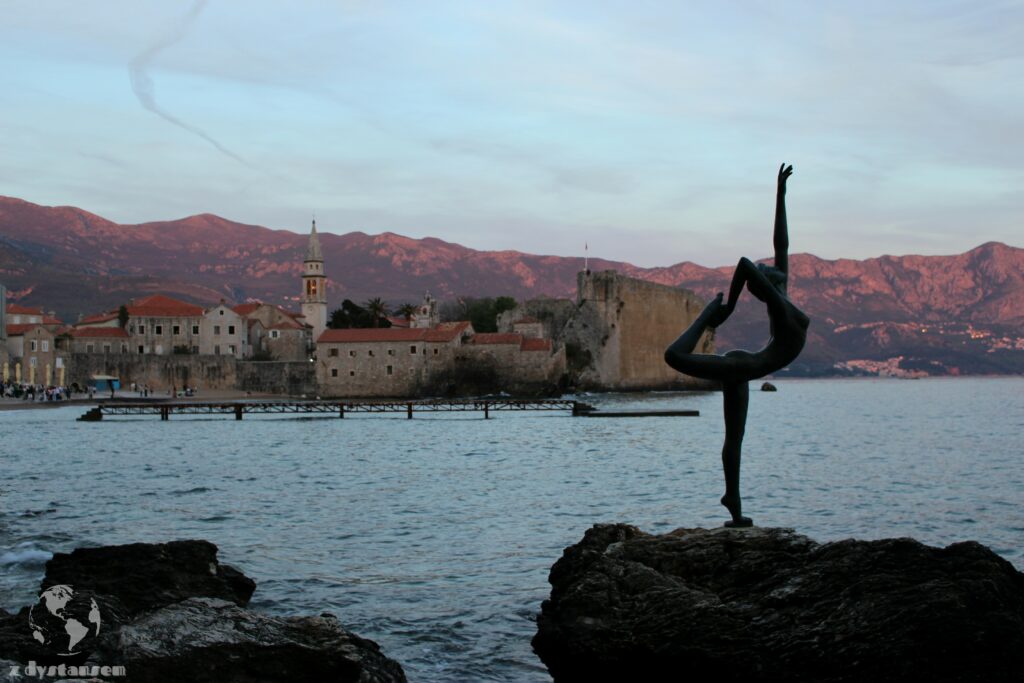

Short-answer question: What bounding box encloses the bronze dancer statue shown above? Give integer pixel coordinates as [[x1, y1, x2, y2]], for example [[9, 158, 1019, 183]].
[[664, 164, 809, 527]]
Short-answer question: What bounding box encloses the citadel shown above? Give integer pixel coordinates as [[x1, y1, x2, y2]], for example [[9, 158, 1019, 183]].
[[0, 223, 708, 397]]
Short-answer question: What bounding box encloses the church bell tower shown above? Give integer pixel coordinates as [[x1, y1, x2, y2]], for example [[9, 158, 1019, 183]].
[[302, 219, 327, 341]]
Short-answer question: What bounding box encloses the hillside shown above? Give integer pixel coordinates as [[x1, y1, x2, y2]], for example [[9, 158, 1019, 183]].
[[2, 195, 1022, 376]]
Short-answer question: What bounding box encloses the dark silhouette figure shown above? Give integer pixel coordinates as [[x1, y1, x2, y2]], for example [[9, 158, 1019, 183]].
[[664, 164, 809, 527]]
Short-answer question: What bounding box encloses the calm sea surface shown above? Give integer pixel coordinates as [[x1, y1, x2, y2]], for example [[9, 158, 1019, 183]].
[[2, 378, 1022, 681]]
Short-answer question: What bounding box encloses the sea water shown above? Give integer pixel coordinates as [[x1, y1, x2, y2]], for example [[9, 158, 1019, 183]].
[[1, 378, 1021, 681]]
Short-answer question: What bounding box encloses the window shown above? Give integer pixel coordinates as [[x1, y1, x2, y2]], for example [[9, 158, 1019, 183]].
[[386, 365, 393, 376], [121, 343, 128, 353], [228, 345, 236, 355], [331, 369, 338, 377], [173, 325, 181, 335], [138, 345, 145, 354], [41, 341, 49, 352], [388, 349, 395, 356], [219, 310, 224, 316], [85, 343, 94, 353], [329, 348, 339, 357], [30, 340, 37, 352], [214, 325, 221, 335], [103, 343, 111, 353], [348, 350, 355, 357], [138, 324, 146, 334], [433, 348, 439, 355], [228, 325, 235, 335], [349, 370, 355, 376], [155, 325, 163, 335], [214, 345, 220, 355], [410, 345, 417, 354], [270, 330, 280, 339], [155, 344, 163, 355], [368, 350, 374, 357], [192, 325, 199, 335], [30, 357, 37, 367], [191, 346, 199, 354]]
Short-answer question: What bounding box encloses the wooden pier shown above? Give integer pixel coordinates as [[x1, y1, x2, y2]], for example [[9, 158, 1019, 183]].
[[77, 398, 700, 422]]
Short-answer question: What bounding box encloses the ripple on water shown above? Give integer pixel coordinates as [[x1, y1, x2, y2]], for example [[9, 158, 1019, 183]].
[[1, 379, 1022, 682]]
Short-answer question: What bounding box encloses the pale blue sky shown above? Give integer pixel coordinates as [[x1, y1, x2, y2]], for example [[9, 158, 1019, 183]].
[[1, 1, 1021, 266]]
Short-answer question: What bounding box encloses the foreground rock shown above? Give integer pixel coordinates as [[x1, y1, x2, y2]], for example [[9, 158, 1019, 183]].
[[533, 524, 1024, 682], [0, 540, 405, 682]]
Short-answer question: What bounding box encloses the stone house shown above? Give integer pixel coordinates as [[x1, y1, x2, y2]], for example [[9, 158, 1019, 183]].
[[315, 322, 473, 397], [200, 303, 248, 358], [122, 295, 206, 355], [68, 327, 131, 354], [6, 323, 69, 385], [232, 303, 311, 361]]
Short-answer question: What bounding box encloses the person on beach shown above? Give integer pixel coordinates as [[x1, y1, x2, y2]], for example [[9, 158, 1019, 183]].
[[664, 163, 809, 527]]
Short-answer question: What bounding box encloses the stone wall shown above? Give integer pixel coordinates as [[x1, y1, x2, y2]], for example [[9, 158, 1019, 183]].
[[67, 354, 237, 392], [237, 361, 316, 396], [503, 271, 713, 391]]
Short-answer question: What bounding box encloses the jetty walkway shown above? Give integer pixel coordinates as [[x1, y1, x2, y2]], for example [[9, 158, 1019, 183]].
[[77, 398, 699, 421]]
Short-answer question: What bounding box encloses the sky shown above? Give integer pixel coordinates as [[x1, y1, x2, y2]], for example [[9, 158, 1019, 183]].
[[1, 1, 1021, 267]]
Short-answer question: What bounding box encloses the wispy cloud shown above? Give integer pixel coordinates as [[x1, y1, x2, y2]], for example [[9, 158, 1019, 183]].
[[128, 0, 250, 166]]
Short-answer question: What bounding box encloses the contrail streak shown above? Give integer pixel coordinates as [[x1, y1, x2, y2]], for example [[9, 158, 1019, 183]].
[[128, 0, 250, 166]]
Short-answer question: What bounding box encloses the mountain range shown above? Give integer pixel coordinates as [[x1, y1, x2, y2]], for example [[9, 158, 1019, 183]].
[[2, 195, 1021, 376]]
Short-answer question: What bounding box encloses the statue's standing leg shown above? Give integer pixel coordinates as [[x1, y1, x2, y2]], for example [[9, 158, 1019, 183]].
[[721, 380, 752, 527]]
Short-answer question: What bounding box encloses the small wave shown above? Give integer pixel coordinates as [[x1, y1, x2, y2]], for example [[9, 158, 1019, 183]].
[[0, 544, 53, 567], [171, 486, 215, 495]]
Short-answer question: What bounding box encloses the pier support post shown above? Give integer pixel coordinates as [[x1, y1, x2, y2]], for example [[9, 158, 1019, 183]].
[[160, 406, 169, 421], [484, 402, 490, 419], [235, 405, 243, 420], [339, 403, 345, 419], [407, 403, 413, 419]]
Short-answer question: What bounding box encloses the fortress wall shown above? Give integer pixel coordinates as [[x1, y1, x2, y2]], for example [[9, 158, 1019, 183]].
[[67, 354, 237, 392]]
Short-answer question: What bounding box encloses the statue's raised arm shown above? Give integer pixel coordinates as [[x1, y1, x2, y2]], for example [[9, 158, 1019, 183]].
[[774, 163, 793, 276]]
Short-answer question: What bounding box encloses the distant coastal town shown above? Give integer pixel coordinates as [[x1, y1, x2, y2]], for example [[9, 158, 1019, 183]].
[[0, 223, 711, 400]]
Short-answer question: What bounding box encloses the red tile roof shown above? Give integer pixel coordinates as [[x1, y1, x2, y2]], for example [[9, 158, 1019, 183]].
[[70, 327, 130, 338], [43, 315, 63, 325], [521, 337, 552, 352], [269, 319, 304, 330], [425, 321, 471, 342], [318, 328, 430, 343], [471, 333, 523, 345], [5, 304, 44, 315], [5, 323, 41, 336], [232, 303, 262, 316], [127, 295, 205, 317], [78, 312, 119, 325]]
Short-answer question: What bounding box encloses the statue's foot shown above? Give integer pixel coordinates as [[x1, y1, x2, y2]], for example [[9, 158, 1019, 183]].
[[720, 494, 751, 528]]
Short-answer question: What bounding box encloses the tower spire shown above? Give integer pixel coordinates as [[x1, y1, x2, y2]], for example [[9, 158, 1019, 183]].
[[306, 218, 322, 262]]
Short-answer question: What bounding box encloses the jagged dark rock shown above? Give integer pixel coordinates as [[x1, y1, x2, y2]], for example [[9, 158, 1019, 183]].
[[533, 524, 1024, 682], [760, 381, 777, 391], [92, 597, 406, 683], [41, 540, 255, 616], [0, 540, 406, 682]]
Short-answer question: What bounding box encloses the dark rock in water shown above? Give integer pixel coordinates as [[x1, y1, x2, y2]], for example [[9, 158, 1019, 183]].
[[94, 597, 406, 683], [533, 524, 1024, 682], [761, 381, 777, 391], [42, 540, 255, 616], [0, 540, 406, 681]]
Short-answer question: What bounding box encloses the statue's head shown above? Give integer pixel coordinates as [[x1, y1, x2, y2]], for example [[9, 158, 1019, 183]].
[[748, 263, 787, 301]]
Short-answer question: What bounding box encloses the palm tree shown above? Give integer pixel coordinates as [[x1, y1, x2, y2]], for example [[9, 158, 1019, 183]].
[[363, 297, 389, 328], [396, 303, 417, 323]]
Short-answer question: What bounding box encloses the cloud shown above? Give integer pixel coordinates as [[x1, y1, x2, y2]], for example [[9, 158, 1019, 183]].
[[128, 0, 250, 166]]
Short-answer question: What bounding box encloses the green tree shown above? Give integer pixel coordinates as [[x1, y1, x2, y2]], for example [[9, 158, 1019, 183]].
[[328, 300, 393, 329], [117, 304, 130, 329], [363, 297, 389, 328], [396, 303, 417, 323]]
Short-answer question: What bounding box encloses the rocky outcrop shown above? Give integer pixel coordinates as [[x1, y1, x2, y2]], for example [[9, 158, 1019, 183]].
[[42, 540, 255, 616], [533, 524, 1024, 682], [0, 540, 405, 682]]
